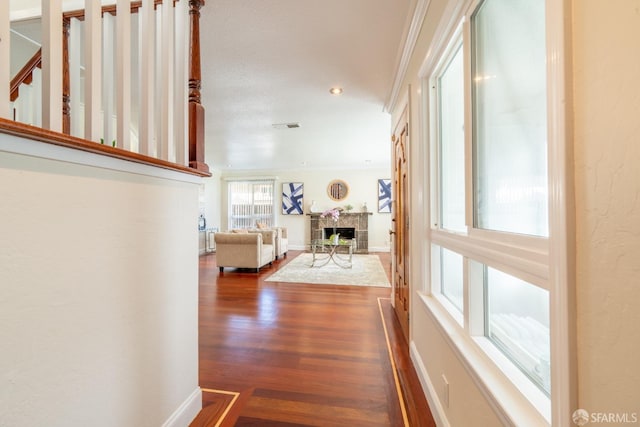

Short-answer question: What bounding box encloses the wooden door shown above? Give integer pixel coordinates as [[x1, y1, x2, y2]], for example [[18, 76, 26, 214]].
[[392, 113, 410, 342]]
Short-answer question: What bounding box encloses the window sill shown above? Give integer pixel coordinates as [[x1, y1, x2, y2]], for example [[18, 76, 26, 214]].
[[432, 292, 464, 326], [418, 291, 551, 426]]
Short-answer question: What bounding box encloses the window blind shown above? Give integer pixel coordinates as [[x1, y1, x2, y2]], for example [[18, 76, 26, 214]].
[[227, 180, 275, 229]]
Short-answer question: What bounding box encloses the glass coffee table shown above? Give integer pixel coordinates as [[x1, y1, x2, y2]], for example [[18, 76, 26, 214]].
[[310, 238, 355, 268]]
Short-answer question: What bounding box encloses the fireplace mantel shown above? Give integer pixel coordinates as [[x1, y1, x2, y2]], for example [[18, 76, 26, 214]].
[[308, 212, 372, 253]]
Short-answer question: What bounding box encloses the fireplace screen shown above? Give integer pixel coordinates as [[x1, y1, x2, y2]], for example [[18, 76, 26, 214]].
[[324, 227, 355, 239]]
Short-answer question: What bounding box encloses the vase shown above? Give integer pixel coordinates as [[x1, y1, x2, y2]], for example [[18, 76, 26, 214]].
[[332, 234, 340, 244]]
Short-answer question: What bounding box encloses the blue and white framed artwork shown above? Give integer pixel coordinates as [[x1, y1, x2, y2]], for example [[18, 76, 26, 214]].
[[378, 179, 392, 213], [282, 182, 304, 215]]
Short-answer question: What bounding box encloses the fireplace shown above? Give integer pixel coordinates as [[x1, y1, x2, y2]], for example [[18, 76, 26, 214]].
[[309, 212, 371, 253], [323, 227, 355, 239]]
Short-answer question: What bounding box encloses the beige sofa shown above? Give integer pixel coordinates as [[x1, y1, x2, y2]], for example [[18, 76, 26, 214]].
[[215, 230, 275, 272]]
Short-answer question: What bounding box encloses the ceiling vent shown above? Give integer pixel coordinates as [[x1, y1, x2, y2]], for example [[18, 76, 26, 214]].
[[272, 122, 300, 129]]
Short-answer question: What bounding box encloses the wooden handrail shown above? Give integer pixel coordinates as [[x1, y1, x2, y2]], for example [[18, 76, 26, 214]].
[[10, 48, 42, 102], [63, 0, 166, 21], [0, 118, 211, 177]]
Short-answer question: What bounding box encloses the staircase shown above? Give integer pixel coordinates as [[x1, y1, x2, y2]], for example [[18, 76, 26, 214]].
[[2, 0, 208, 174]]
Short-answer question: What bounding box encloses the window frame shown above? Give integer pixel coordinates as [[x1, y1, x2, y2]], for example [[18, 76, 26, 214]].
[[419, 0, 575, 424], [431, 33, 466, 235], [226, 179, 276, 230]]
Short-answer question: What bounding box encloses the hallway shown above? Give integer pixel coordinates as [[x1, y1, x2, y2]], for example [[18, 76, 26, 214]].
[[191, 251, 434, 426]]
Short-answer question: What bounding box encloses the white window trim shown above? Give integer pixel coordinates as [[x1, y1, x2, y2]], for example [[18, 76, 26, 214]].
[[431, 228, 549, 289], [431, 244, 465, 326], [419, 292, 550, 425], [418, 0, 575, 425], [544, 0, 577, 423], [226, 179, 276, 230]]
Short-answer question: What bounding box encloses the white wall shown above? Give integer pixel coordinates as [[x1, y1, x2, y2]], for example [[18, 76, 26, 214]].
[[0, 135, 201, 426], [207, 168, 393, 252], [573, 0, 640, 415]]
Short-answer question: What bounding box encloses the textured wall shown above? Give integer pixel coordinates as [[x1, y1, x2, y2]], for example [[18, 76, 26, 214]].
[[0, 142, 201, 426], [573, 0, 640, 415]]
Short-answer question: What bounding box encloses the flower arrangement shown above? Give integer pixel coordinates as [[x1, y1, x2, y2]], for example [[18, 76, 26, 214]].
[[320, 208, 340, 221]]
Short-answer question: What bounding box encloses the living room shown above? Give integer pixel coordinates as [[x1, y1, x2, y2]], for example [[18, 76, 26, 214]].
[[201, 168, 393, 254]]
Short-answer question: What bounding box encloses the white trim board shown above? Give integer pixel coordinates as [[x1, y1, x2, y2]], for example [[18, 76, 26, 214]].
[[0, 132, 202, 185], [162, 387, 202, 427], [410, 341, 451, 427]]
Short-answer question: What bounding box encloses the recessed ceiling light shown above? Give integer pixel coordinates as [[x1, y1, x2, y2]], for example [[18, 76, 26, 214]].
[[329, 87, 343, 95]]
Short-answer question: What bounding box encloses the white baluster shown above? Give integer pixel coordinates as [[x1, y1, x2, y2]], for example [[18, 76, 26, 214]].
[[160, 0, 175, 162], [153, 5, 163, 158], [41, 0, 63, 132], [174, 0, 189, 166], [139, 0, 155, 156], [130, 12, 140, 153], [85, 0, 102, 142], [69, 17, 83, 138], [32, 68, 42, 127], [0, 0, 9, 119], [102, 13, 115, 148], [116, 0, 131, 151]]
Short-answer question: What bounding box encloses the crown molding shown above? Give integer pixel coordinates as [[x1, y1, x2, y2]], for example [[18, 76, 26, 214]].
[[384, 0, 431, 114]]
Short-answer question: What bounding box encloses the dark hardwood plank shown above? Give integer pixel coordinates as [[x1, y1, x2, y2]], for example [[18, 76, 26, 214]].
[[192, 250, 435, 426]]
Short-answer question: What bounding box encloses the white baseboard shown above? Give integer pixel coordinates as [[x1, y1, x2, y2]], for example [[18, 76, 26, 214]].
[[410, 341, 450, 427], [162, 387, 202, 427]]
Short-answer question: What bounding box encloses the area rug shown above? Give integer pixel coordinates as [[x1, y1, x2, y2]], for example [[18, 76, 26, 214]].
[[265, 253, 391, 287]]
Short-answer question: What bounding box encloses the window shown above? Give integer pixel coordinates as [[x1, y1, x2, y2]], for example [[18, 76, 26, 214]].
[[440, 247, 464, 312], [437, 42, 466, 232], [471, 0, 548, 237], [485, 267, 550, 394], [425, 0, 562, 421], [227, 180, 275, 229]]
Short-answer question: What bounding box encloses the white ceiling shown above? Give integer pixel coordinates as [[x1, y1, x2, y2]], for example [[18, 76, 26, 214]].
[[9, 0, 415, 173], [200, 0, 413, 172]]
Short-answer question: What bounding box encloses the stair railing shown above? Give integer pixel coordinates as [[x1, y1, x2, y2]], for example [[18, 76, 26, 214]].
[[2, 0, 209, 175], [10, 48, 41, 103]]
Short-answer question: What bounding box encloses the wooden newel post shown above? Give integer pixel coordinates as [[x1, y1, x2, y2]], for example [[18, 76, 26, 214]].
[[188, 0, 209, 173]]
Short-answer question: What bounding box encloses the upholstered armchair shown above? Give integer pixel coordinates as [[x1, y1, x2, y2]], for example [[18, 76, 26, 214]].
[[215, 230, 275, 273], [250, 227, 288, 259], [273, 227, 288, 259]]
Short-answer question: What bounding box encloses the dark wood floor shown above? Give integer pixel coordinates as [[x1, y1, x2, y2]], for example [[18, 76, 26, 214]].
[[191, 250, 435, 427]]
